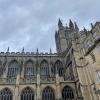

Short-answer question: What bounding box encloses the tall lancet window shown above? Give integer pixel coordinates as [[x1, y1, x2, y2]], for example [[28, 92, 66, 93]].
[[0, 88, 13, 100], [62, 86, 74, 100], [24, 60, 36, 77], [53, 60, 64, 76], [7, 60, 19, 78], [42, 86, 55, 100], [21, 87, 34, 100], [40, 60, 49, 76]]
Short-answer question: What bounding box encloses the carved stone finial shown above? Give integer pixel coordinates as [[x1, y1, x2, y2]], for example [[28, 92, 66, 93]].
[[69, 19, 74, 31], [74, 22, 79, 31], [50, 48, 52, 54], [58, 18, 62, 25], [83, 27, 87, 33], [91, 23, 94, 28], [37, 48, 39, 54], [83, 27, 88, 35], [58, 18, 63, 30], [7, 47, 9, 52], [22, 47, 24, 52]]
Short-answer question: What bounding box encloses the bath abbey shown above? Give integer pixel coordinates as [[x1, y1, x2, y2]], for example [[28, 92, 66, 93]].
[[0, 19, 100, 100]]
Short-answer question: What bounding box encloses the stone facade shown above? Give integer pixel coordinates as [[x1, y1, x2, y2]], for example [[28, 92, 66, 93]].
[[0, 19, 100, 100]]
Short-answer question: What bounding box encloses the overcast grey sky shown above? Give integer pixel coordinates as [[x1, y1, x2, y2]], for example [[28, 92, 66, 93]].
[[0, 0, 100, 52]]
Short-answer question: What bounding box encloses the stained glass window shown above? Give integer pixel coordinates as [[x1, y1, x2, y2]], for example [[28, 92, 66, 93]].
[[0, 88, 13, 100], [42, 87, 55, 100], [7, 60, 19, 78], [62, 86, 74, 100], [24, 60, 36, 77], [21, 87, 34, 100], [40, 60, 49, 76]]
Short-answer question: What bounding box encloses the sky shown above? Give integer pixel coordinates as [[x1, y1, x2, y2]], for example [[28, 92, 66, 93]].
[[0, 0, 100, 53]]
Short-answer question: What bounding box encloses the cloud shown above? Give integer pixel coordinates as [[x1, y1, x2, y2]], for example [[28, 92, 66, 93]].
[[0, 0, 100, 52]]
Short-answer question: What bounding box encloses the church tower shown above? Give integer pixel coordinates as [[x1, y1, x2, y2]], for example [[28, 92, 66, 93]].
[[55, 19, 72, 53], [55, 19, 79, 53]]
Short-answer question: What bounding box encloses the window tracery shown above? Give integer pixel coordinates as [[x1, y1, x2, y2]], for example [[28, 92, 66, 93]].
[[7, 60, 19, 78], [42, 86, 55, 100], [0, 88, 13, 100], [21, 87, 34, 100], [40, 60, 49, 76], [53, 60, 64, 76], [62, 86, 74, 100], [24, 60, 36, 77]]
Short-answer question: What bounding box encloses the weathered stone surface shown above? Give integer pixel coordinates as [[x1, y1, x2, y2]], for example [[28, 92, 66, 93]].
[[0, 20, 100, 100]]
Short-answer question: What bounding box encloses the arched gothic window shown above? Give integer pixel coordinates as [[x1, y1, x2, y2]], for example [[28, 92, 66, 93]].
[[24, 60, 36, 77], [62, 86, 74, 100], [21, 87, 34, 100], [0, 88, 13, 100], [7, 60, 19, 78], [42, 86, 55, 100], [40, 60, 49, 76], [53, 60, 63, 76]]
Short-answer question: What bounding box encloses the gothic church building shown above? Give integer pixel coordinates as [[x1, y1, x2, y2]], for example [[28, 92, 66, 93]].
[[0, 19, 100, 100]]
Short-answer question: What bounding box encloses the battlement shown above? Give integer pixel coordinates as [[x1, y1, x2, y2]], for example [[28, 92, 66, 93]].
[[0, 51, 59, 57]]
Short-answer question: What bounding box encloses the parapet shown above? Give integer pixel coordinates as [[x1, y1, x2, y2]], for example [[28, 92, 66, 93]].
[[0, 51, 59, 57]]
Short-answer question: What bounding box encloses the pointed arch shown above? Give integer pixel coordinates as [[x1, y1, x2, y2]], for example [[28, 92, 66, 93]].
[[20, 87, 34, 100], [0, 88, 13, 100], [40, 60, 49, 76], [7, 60, 19, 78], [25, 59, 34, 66], [53, 60, 64, 76], [24, 60, 36, 77], [42, 86, 55, 100], [62, 86, 74, 100]]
